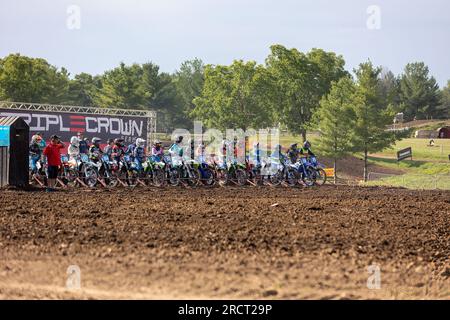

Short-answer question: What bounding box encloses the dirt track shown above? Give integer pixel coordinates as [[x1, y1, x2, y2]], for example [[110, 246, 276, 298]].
[[0, 185, 449, 299]]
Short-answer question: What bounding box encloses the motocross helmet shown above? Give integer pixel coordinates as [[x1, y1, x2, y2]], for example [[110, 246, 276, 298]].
[[303, 140, 311, 149], [136, 138, 146, 147], [31, 134, 42, 142], [114, 138, 124, 146], [290, 143, 298, 150], [70, 136, 80, 146], [92, 137, 102, 146], [153, 139, 161, 146]]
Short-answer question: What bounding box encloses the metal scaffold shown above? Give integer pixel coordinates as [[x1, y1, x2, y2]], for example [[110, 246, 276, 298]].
[[0, 101, 157, 143]]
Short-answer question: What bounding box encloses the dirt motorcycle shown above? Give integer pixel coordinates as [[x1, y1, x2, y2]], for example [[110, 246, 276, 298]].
[[267, 159, 299, 187], [245, 158, 272, 186], [95, 154, 120, 188], [292, 156, 316, 187], [77, 153, 99, 188], [196, 155, 216, 186], [214, 159, 247, 186], [170, 155, 201, 187], [60, 154, 79, 187], [145, 156, 167, 187], [305, 156, 327, 186]]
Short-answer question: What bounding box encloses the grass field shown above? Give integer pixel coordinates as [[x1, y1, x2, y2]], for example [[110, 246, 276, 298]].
[[372, 138, 450, 162]]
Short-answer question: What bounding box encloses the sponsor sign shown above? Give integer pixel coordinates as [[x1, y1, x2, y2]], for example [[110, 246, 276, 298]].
[[0, 125, 10, 146], [0, 109, 147, 144], [397, 147, 412, 161]]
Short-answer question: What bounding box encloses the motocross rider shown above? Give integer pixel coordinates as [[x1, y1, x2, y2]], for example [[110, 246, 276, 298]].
[[252, 142, 262, 169], [29, 134, 43, 174], [133, 138, 146, 170], [169, 136, 184, 165], [111, 138, 126, 162], [68, 136, 80, 160], [299, 140, 316, 157], [89, 137, 103, 162], [196, 143, 207, 164], [286, 143, 300, 163], [103, 138, 114, 159], [151, 140, 164, 162]]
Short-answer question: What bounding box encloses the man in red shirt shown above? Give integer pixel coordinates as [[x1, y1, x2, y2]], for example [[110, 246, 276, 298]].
[[43, 135, 65, 191]]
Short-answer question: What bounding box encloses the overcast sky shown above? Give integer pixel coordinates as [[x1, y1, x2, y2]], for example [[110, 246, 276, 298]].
[[1, 0, 449, 86]]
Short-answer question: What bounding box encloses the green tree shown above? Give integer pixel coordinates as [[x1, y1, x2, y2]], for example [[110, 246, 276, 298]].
[[95, 62, 147, 109], [0, 53, 69, 103], [173, 58, 205, 125], [379, 68, 401, 109], [351, 61, 397, 181], [399, 62, 442, 120], [66, 73, 101, 106], [266, 45, 347, 141], [314, 77, 357, 183], [438, 80, 450, 119], [192, 60, 273, 131]]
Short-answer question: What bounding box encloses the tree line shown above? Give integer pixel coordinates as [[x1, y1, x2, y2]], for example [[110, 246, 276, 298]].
[[0, 48, 448, 131], [0, 47, 449, 180]]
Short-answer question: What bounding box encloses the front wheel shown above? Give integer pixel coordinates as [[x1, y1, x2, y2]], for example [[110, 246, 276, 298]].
[[235, 169, 247, 186], [216, 169, 228, 186], [168, 168, 180, 186], [286, 168, 299, 187], [269, 170, 283, 186], [313, 168, 327, 186], [301, 166, 316, 187], [199, 167, 216, 186], [152, 168, 166, 187], [185, 168, 200, 187], [84, 166, 98, 188]]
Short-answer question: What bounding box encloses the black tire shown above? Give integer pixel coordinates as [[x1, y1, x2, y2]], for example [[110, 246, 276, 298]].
[[168, 168, 180, 186], [186, 168, 200, 187], [313, 168, 327, 186], [216, 169, 228, 186], [286, 168, 299, 186], [127, 170, 138, 187], [200, 167, 216, 186], [269, 170, 283, 186], [84, 166, 98, 188], [152, 168, 166, 187], [235, 169, 247, 186], [301, 166, 316, 187]]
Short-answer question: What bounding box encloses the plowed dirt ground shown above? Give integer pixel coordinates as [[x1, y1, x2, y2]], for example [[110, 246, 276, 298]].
[[0, 185, 449, 299]]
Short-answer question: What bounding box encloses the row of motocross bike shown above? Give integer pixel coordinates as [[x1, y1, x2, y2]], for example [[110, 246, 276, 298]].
[[29, 153, 328, 188]]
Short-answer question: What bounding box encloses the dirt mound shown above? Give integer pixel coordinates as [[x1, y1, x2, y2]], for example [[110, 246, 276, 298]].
[[319, 156, 403, 180], [0, 186, 449, 299]]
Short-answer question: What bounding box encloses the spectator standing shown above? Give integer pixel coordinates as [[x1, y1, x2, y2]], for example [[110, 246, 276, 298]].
[[43, 135, 64, 192]]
